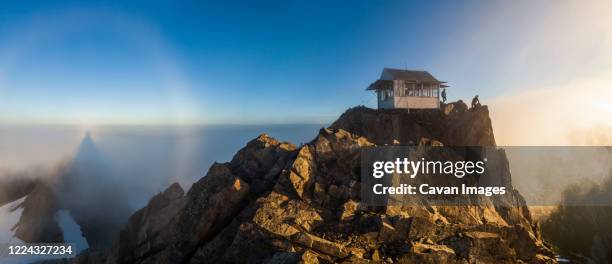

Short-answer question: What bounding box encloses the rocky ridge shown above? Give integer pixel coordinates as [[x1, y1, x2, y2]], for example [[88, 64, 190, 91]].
[[51, 101, 556, 264]]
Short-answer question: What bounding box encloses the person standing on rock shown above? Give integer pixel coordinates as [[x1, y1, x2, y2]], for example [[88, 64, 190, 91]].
[[471, 95, 480, 108], [441, 88, 447, 103]]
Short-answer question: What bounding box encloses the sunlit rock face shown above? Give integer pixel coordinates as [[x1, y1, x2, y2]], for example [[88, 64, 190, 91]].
[[51, 102, 552, 264], [33, 102, 556, 263]]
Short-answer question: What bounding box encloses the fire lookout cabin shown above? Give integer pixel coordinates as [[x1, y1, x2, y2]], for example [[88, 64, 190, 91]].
[[367, 68, 448, 110]]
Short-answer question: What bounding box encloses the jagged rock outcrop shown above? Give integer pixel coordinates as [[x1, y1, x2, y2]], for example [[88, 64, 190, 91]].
[[107, 134, 297, 264], [330, 102, 496, 146], [110, 182, 186, 263], [61, 102, 555, 264], [0, 173, 37, 207], [12, 181, 64, 243]]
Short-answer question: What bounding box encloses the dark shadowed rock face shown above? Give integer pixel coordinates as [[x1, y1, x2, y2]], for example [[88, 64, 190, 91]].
[[12, 182, 64, 243], [58, 133, 132, 250], [12, 134, 131, 250], [0, 174, 37, 208], [63, 103, 555, 264]]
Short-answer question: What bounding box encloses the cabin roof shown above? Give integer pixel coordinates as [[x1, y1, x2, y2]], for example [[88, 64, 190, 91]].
[[367, 68, 448, 90], [380, 68, 442, 82]]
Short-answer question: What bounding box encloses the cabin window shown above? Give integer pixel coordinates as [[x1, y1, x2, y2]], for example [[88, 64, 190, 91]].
[[401, 81, 409, 96], [380, 89, 393, 101]]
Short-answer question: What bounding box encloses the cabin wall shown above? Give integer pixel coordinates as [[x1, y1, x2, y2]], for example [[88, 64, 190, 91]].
[[375, 80, 441, 109], [390, 80, 440, 109], [394, 96, 439, 109]]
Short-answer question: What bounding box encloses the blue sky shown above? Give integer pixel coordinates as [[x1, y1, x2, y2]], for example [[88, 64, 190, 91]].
[[0, 1, 609, 124]]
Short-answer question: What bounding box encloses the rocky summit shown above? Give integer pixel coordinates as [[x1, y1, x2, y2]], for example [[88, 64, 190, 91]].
[[49, 102, 556, 264]]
